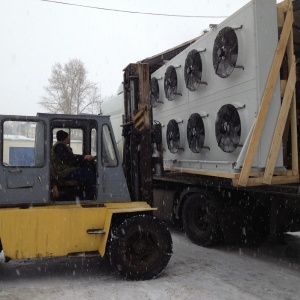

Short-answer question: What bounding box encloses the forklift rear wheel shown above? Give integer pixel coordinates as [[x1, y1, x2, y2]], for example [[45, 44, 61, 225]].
[[108, 214, 172, 280], [182, 192, 221, 247]]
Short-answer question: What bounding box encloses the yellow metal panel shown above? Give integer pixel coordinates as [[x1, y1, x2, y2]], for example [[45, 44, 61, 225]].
[[0, 205, 105, 259], [98, 202, 156, 256], [104, 201, 156, 211], [0, 202, 154, 260], [99, 209, 113, 256]]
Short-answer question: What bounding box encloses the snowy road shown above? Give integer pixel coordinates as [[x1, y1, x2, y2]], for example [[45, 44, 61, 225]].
[[0, 229, 300, 300]]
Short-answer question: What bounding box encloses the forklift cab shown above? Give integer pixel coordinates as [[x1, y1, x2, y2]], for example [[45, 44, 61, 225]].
[[0, 113, 131, 206]]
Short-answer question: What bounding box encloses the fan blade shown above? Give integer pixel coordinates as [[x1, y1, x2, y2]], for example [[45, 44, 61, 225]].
[[186, 73, 193, 85], [186, 64, 193, 75], [196, 127, 204, 138], [223, 55, 236, 68], [193, 71, 202, 82], [166, 85, 171, 99], [215, 56, 223, 74]]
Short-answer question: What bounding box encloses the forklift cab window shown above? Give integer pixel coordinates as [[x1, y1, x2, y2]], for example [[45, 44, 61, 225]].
[[50, 126, 97, 201], [102, 124, 117, 167], [2, 120, 45, 167]]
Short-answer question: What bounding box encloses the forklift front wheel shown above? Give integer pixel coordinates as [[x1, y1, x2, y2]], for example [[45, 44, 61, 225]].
[[108, 214, 172, 280]]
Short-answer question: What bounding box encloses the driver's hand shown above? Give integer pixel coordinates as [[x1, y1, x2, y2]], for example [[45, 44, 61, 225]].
[[84, 155, 95, 161]]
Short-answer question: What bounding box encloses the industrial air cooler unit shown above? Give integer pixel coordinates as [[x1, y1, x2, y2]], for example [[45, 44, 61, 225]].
[[151, 0, 283, 174]]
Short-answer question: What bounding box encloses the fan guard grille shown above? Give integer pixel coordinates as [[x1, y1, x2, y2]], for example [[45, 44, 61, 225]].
[[213, 27, 238, 78], [184, 49, 203, 92], [164, 66, 178, 101], [166, 119, 180, 154], [215, 104, 241, 153], [150, 77, 160, 107], [187, 113, 205, 153]]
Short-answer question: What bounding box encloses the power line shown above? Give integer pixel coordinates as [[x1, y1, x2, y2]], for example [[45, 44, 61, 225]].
[[41, 0, 228, 19]]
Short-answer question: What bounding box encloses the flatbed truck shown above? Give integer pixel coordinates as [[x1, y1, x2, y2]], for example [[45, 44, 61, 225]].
[[104, 0, 300, 247]]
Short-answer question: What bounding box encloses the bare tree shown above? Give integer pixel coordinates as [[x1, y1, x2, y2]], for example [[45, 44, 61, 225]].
[[39, 59, 102, 114]]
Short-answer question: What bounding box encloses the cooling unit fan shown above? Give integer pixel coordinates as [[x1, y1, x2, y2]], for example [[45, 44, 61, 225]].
[[213, 26, 243, 78], [215, 104, 241, 153], [187, 113, 205, 153], [164, 65, 179, 101], [184, 49, 207, 91], [150, 77, 160, 107], [166, 119, 181, 153]]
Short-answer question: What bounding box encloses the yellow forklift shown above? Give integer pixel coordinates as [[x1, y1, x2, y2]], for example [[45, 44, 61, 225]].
[[0, 64, 172, 280]]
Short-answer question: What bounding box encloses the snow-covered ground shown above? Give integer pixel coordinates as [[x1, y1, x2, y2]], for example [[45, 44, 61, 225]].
[[0, 229, 300, 300]]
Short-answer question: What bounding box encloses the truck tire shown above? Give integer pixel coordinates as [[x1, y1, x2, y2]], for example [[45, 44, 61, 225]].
[[182, 192, 221, 247], [108, 214, 172, 280]]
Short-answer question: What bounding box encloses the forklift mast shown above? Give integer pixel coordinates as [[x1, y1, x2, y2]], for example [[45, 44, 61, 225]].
[[122, 63, 153, 206]]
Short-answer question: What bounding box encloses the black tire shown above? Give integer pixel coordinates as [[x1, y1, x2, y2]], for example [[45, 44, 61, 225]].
[[108, 214, 172, 280], [182, 192, 221, 247]]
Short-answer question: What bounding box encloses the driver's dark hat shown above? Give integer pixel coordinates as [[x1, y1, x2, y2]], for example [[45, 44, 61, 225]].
[[56, 130, 69, 141]]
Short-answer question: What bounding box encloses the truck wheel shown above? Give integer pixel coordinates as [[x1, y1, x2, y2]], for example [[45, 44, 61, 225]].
[[108, 214, 172, 280], [182, 192, 221, 247]]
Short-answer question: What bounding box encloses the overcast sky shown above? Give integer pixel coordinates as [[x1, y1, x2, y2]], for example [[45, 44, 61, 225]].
[[0, 0, 251, 116]]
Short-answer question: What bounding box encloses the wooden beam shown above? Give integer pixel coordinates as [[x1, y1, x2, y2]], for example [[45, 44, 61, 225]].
[[290, 94, 298, 175], [164, 166, 294, 182], [280, 80, 287, 97], [163, 166, 240, 179], [263, 60, 296, 184], [277, 0, 290, 14], [238, 7, 293, 187], [285, 0, 299, 176], [233, 174, 299, 187], [277, 4, 285, 27]]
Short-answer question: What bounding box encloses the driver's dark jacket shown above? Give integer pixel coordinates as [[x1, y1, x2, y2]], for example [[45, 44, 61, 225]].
[[51, 141, 85, 180]]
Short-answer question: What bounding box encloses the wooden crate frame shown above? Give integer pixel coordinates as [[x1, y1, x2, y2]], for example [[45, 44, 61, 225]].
[[236, 0, 299, 186]]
